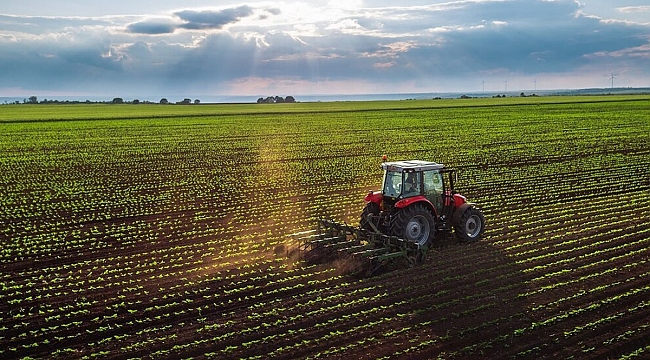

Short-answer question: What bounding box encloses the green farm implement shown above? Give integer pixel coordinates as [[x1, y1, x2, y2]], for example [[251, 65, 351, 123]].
[[297, 218, 430, 275]]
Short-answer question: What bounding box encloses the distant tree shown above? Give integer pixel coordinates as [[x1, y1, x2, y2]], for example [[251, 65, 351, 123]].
[[160, 98, 169, 104], [112, 97, 124, 104], [132, 99, 140, 104], [258, 96, 297, 104], [28, 96, 38, 104], [194, 99, 200, 104], [520, 92, 526, 97]]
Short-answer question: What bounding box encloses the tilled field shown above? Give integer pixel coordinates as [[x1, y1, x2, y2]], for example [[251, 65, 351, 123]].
[[1, 97, 649, 359]]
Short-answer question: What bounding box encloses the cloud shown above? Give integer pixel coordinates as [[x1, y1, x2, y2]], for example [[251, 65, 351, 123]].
[[616, 6, 650, 13], [589, 43, 650, 59], [127, 20, 177, 35], [127, 5, 279, 34], [0, 14, 119, 37], [0, 34, 18, 42], [175, 6, 253, 29]]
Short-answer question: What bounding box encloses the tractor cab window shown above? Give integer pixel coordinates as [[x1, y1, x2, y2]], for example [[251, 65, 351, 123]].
[[423, 170, 444, 211], [402, 171, 421, 197], [382, 170, 402, 198]]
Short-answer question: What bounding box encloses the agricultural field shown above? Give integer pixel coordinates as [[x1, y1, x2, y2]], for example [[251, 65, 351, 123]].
[[1, 95, 649, 359]]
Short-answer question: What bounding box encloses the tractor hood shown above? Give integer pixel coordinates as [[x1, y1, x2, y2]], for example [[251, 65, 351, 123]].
[[364, 190, 383, 204]]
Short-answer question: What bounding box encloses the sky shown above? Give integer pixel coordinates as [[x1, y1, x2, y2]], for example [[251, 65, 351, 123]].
[[0, 0, 649, 98]]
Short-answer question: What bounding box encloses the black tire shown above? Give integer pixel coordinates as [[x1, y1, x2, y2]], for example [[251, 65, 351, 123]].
[[454, 206, 485, 242], [360, 202, 380, 231], [390, 204, 435, 246]]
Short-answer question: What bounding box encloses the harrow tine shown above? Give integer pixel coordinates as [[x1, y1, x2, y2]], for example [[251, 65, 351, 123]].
[[289, 229, 317, 237], [295, 233, 328, 242], [340, 244, 371, 253], [310, 235, 350, 246], [326, 239, 361, 250], [353, 247, 390, 258]]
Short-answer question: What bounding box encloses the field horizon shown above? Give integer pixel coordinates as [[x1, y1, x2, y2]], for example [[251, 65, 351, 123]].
[[2, 86, 649, 105]]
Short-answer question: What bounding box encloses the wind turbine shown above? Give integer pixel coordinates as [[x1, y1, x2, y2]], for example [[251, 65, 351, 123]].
[[610, 72, 617, 89]]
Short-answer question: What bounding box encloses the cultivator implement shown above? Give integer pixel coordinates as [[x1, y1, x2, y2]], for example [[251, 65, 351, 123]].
[[295, 218, 428, 276]]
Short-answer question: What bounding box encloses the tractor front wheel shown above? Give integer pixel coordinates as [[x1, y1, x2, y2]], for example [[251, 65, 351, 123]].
[[359, 202, 380, 231], [454, 206, 485, 242], [390, 204, 435, 246]]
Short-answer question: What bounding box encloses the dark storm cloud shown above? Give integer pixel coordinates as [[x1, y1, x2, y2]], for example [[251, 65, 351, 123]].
[[126, 21, 177, 35], [175, 6, 254, 29], [127, 5, 277, 34]]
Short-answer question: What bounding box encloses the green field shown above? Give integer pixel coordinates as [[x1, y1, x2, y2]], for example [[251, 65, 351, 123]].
[[1, 96, 649, 359]]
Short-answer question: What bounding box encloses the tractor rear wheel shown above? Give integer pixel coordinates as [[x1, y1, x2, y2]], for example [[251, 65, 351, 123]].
[[454, 206, 485, 242], [390, 204, 435, 246], [359, 202, 380, 231]]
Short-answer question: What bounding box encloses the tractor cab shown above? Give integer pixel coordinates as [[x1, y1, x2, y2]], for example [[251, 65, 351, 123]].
[[380, 160, 455, 214]]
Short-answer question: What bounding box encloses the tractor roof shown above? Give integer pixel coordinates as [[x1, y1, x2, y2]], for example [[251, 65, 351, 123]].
[[381, 160, 444, 172]]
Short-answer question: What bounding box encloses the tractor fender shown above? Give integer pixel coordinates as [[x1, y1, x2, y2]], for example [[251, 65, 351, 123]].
[[453, 193, 467, 207], [451, 203, 474, 226], [395, 196, 437, 216], [444, 192, 467, 207]]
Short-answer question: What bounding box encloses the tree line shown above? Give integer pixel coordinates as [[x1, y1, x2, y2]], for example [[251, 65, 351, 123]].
[[256, 96, 296, 104], [12, 96, 202, 105], [12, 96, 298, 105]]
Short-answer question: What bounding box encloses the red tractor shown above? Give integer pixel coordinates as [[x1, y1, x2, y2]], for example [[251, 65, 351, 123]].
[[361, 159, 485, 245], [300, 159, 485, 274]]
